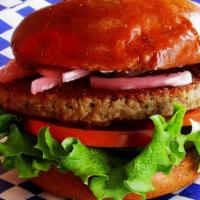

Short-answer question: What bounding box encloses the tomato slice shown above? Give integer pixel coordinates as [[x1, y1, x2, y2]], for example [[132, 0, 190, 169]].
[[23, 119, 153, 148], [23, 109, 200, 148], [184, 108, 200, 126]]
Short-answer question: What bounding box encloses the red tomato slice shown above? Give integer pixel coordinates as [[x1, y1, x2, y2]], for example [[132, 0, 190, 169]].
[[23, 109, 200, 148], [184, 108, 200, 126], [23, 119, 153, 148]]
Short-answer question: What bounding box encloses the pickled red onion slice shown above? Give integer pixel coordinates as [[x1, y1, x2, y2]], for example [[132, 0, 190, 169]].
[[62, 69, 90, 82], [0, 60, 36, 83], [90, 71, 192, 90], [31, 69, 90, 94], [31, 76, 62, 95]]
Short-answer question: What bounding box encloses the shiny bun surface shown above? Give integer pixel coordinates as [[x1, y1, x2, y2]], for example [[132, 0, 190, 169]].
[[12, 0, 200, 71]]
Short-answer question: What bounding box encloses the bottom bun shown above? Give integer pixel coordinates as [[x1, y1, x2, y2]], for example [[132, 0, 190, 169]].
[[32, 149, 199, 200]]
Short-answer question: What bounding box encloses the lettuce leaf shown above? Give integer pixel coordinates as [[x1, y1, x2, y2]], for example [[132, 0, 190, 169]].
[[0, 103, 200, 200], [0, 110, 17, 134]]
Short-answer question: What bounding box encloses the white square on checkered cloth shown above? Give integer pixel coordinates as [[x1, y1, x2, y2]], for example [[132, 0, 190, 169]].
[[169, 197, 193, 200], [1, 29, 14, 42], [0, 186, 33, 200], [0, 48, 14, 59], [0, 0, 23, 8], [0, 9, 23, 27], [0, 170, 65, 200], [194, 176, 200, 185]]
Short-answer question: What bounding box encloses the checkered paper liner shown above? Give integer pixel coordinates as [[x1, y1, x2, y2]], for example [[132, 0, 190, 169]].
[[0, 0, 200, 199]]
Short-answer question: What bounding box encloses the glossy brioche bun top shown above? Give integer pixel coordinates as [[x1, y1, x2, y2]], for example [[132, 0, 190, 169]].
[[12, 0, 200, 72]]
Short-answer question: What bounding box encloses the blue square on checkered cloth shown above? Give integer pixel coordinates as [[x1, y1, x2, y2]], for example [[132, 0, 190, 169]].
[[0, 37, 10, 51], [27, 196, 45, 200], [46, 0, 61, 4], [0, 54, 10, 66], [0, 5, 6, 11], [0, 179, 14, 193], [17, 6, 35, 17], [180, 183, 200, 199], [19, 181, 44, 194], [0, 19, 12, 34]]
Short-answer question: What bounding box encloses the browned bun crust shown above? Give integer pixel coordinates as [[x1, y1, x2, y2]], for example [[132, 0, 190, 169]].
[[31, 149, 199, 200], [12, 0, 200, 72]]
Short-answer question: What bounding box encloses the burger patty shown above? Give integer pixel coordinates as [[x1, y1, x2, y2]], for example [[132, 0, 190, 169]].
[[0, 75, 200, 128]]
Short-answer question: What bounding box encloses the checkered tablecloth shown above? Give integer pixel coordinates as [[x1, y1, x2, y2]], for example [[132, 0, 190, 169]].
[[0, 0, 200, 199]]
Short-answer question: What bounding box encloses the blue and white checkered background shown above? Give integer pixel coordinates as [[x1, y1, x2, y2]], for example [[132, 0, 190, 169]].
[[0, 0, 200, 199]]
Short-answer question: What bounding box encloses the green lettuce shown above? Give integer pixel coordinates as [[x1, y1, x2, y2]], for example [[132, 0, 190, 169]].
[[0, 103, 200, 200]]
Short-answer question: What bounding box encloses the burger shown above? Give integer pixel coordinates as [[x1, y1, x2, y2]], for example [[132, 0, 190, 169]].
[[0, 0, 200, 199]]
